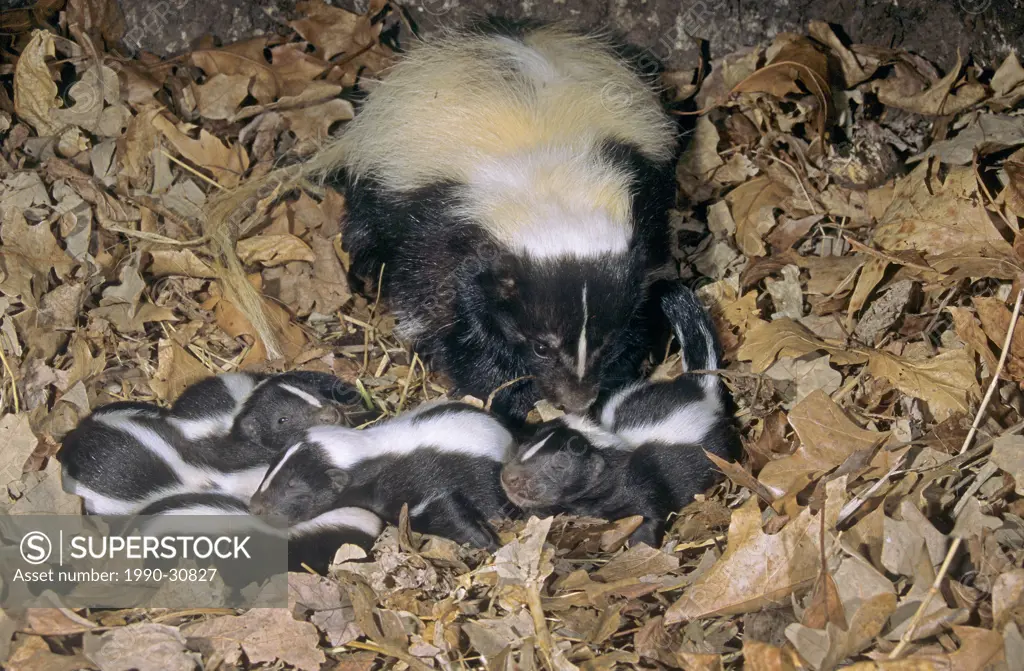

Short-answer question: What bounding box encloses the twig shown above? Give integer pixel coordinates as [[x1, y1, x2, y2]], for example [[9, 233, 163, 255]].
[[484, 375, 535, 412], [890, 287, 1024, 658], [160, 149, 226, 191], [836, 453, 907, 526], [952, 461, 1000, 518], [330, 639, 434, 671], [526, 583, 557, 671], [0, 331, 19, 414], [761, 152, 819, 215], [960, 288, 1024, 455], [887, 536, 962, 658], [103, 224, 209, 247]]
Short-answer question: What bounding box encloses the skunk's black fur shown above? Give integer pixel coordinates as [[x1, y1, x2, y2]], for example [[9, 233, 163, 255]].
[[501, 282, 741, 546]]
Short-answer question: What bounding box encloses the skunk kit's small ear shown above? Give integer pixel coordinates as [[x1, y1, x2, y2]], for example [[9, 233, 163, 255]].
[[325, 468, 351, 490]]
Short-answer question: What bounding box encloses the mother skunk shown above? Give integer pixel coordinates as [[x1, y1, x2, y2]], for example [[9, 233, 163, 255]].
[[209, 22, 679, 421], [334, 22, 679, 420]]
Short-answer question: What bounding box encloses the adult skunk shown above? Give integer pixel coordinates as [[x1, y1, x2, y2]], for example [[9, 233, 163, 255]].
[[203, 22, 678, 420], [334, 23, 679, 420]]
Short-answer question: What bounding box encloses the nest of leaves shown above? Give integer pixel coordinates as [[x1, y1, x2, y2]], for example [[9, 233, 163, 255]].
[[2, 0, 1024, 669]]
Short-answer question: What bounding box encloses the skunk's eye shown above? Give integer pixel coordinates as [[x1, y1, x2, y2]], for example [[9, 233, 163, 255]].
[[277, 416, 289, 425], [531, 341, 551, 358]]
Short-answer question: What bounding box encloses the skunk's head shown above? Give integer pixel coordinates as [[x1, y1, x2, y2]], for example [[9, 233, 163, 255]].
[[235, 372, 361, 451], [249, 439, 352, 523], [483, 252, 645, 414], [500, 421, 608, 509]]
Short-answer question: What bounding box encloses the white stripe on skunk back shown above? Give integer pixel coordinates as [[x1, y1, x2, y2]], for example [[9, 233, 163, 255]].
[[335, 26, 676, 260]]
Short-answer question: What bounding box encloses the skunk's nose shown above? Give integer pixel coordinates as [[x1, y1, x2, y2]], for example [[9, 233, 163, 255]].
[[555, 389, 598, 415], [249, 497, 266, 517], [317, 404, 343, 425]]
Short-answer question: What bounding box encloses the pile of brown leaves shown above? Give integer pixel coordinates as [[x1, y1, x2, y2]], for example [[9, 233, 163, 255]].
[[2, 0, 1024, 669]]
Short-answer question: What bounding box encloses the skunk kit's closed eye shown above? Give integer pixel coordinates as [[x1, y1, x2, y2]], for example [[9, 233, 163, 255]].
[[501, 282, 741, 546], [249, 400, 517, 549], [325, 23, 678, 421]]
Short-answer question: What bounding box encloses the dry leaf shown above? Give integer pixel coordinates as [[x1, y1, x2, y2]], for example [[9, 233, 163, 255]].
[[151, 114, 249, 188], [237, 234, 316, 267], [665, 478, 846, 622], [866, 348, 978, 422], [874, 163, 1014, 258], [13, 30, 60, 136], [291, 1, 364, 61], [758, 390, 889, 496], [990, 435, 1024, 495], [184, 608, 325, 671], [737, 318, 868, 372], [149, 339, 211, 403], [0, 413, 38, 496], [83, 623, 200, 671], [726, 177, 791, 257], [947, 305, 999, 374], [195, 73, 252, 121], [6, 635, 93, 671], [973, 296, 1024, 382]]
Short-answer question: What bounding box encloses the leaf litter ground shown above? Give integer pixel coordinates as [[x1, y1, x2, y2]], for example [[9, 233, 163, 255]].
[[2, 1, 1024, 669]]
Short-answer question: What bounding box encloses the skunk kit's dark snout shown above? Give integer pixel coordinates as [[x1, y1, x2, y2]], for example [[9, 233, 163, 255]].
[[500, 463, 556, 508], [248, 496, 268, 517], [317, 403, 344, 425], [548, 380, 599, 415]]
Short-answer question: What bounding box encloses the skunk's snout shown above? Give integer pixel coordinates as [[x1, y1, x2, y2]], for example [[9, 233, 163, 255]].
[[249, 497, 267, 517], [552, 385, 598, 415], [317, 403, 344, 425], [500, 464, 558, 508]]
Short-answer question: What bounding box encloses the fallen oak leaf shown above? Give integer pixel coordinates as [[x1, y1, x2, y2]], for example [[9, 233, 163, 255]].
[[195, 73, 253, 121], [726, 176, 792, 257], [973, 296, 1024, 382], [736, 318, 868, 373], [786, 551, 897, 670], [236, 234, 316, 267], [757, 390, 891, 497], [183, 608, 325, 671], [871, 52, 985, 116], [13, 30, 61, 136], [189, 39, 281, 104], [291, 0, 364, 60], [151, 114, 249, 188], [866, 348, 978, 422], [83, 622, 201, 671], [664, 477, 847, 623], [873, 162, 1013, 258], [733, 35, 832, 140], [704, 450, 776, 503], [947, 305, 999, 374], [990, 435, 1024, 496]]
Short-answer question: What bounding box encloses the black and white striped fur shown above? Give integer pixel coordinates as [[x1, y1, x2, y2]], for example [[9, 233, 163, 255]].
[[132, 492, 382, 575], [326, 22, 678, 422], [59, 372, 362, 515], [500, 283, 740, 546], [249, 400, 517, 550]]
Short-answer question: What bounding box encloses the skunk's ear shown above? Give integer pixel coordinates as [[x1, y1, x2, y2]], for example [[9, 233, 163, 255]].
[[480, 252, 518, 302], [325, 468, 351, 490]]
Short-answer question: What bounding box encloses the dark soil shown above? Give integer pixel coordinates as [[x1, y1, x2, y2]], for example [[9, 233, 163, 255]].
[[113, 0, 1022, 72]]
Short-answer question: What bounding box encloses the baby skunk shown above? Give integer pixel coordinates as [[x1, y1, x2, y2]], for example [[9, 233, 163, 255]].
[[132, 492, 382, 575], [500, 283, 740, 546], [59, 372, 361, 515], [318, 22, 678, 421], [170, 370, 365, 451], [249, 400, 517, 549]]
